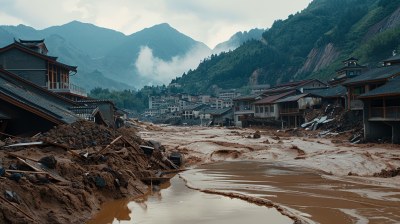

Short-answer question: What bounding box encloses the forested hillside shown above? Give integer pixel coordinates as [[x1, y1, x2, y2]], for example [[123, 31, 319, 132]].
[[173, 0, 400, 94]]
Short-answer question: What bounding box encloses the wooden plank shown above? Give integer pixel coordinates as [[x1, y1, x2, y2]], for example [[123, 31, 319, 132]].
[[6, 170, 48, 174], [150, 157, 169, 170], [17, 158, 68, 183], [4, 142, 43, 148], [0, 194, 35, 221], [5, 152, 40, 162], [94, 135, 123, 159]]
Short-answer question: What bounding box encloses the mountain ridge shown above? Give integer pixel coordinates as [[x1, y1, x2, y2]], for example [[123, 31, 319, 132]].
[[172, 0, 400, 94]]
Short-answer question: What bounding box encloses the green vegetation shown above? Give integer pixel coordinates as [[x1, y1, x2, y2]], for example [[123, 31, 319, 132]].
[[174, 0, 400, 94], [88, 88, 149, 112]]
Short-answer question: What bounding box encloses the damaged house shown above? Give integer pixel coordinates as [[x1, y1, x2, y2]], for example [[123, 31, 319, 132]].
[[0, 68, 80, 136], [0, 39, 121, 137]]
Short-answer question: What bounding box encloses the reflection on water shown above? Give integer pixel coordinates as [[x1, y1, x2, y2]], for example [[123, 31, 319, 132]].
[[181, 161, 400, 224], [88, 175, 292, 224], [90, 160, 400, 224]]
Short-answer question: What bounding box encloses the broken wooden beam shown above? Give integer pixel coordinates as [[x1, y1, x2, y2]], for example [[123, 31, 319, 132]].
[[94, 135, 123, 159], [0, 194, 35, 221]]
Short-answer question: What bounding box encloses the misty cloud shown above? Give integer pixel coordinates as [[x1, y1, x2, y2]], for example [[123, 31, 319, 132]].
[[135, 45, 211, 85]]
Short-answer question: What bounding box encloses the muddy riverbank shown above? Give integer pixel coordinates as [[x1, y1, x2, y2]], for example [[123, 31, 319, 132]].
[[137, 123, 400, 223]]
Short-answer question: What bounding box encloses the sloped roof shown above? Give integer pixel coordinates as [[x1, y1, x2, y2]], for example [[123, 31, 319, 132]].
[[183, 104, 205, 111], [343, 65, 400, 85], [233, 93, 262, 101], [275, 93, 311, 103], [0, 42, 77, 72], [255, 90, 296, 105], [305, 86, 346, 98], [200, 107, 232, 115], [383, 54, 400, 63], [343, 57, 358, 62], [359, 76, 400, 98], [0, 68, 80, 124]]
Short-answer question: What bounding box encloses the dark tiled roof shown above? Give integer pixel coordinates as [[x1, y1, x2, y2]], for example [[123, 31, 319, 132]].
[[342, 57, 358, 62], [233, 93, 262, 101], [359, 76, 400, 98], [0, 42, 77, 72], [255, 90, 296, 105], [77, 99, 115, 106], [305, 86, 346, 98], [383, 54, 400, 63], [275, 93, 311, 103], [183, 104, 205, 111], [19, 39, 45, 44], [0, 69, 80, 124], [200, 107, 232, 115], [343, 65, 400, 85]]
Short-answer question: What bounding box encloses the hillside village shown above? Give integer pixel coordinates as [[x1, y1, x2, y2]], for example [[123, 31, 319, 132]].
[[0, 3, 399, 224], [145, 56, 400, 144]]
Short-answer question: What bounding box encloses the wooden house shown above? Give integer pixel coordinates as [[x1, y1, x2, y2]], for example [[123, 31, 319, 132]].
[[342, 64, 400, 110], [359, 76, 400, 144], [0, 39, 87, 101], [0, 68, 80, 136], [254, 90, 296, 120], [329, 57, 366, 86], [233, 94, 261, 127], [276, 93, 322, 128]]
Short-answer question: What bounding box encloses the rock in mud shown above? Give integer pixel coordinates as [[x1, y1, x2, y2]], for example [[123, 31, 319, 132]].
[[39, 155, 57, 169], [253, 131, 261, 139]]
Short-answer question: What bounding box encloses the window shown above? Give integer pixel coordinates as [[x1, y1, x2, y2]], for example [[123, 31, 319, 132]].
[[265, 106, 269, 113], [270, 105, 275, 113], [255, 106, 259, 113], [260, 106, 264, 113]]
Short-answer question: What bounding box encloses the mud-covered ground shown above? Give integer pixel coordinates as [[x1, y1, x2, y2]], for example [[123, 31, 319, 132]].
[[140, 125, 400, 189], [138, 124, 400, 223], [0, 121, 173, 224]]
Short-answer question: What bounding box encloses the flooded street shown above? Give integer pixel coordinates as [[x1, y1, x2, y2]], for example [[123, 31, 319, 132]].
[[181, 161, 400, 224], [89, 174, 292, 224], [90, 160, 400, 224]]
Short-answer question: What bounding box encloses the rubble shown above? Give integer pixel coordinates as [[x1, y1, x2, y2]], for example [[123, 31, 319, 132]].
[[373, 167, 400, 178], [0, 120, 179, 224], [302, 105, 364, 142]]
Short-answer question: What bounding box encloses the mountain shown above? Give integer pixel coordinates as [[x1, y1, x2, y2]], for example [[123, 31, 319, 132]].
[[173, 0, 400, 94], [101, 23, 211, 87], [41, 21, 126, 58], [213, 28, 266, 53], [0, 21, 211, 90]]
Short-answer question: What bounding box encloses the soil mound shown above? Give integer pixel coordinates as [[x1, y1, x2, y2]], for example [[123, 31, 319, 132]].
[[0, 120, 175, 224]]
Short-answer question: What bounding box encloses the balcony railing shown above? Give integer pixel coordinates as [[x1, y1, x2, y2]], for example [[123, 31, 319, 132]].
[[370, 106, 400, 120], [46, 82, 87, 97]]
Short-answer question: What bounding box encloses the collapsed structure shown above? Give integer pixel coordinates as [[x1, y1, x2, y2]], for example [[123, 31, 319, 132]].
[[0, 39, 119, 137]]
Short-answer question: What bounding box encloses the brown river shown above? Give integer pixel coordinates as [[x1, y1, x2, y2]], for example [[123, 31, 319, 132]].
[[89, 161, 400, 224]]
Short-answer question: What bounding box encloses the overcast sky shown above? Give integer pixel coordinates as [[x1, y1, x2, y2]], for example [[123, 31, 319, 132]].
[[0, 0, 312, 48]]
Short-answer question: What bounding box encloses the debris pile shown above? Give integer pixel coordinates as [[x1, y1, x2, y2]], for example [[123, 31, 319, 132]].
[[302, 105, 363, 143], [0, 120, 179, 224], [373, 167, 400, 178]]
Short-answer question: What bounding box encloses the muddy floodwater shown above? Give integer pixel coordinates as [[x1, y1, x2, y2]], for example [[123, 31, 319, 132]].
[[181, 161, 400, 224], [89, 161, 400, 224], [88, 175, 292, 224]]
